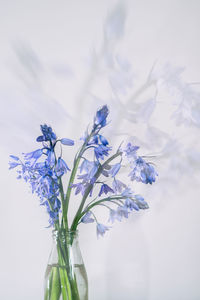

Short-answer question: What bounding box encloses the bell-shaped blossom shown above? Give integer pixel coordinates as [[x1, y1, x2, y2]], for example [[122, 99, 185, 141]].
[[94, 144, 112, 160], [99, 135, 109, 146], [134, 195, 149, 209], [9, 161, 20, 169], [125, 198, 139, 211], [23, 149, 43, 165], [81, 211, 94, 224], [116, 206, 129, 221], [99, 183, 114, 197], [121, 187, 134, 198], [112, 179, 127, 193], [80, 160, 99, 180], [129, 157, 158, 184], [71, 182, 88, 196], [123, 142, 139, 160], [96, 223, 110, 238], [55, 157, 70, 177], [108, 209, 118, 223]]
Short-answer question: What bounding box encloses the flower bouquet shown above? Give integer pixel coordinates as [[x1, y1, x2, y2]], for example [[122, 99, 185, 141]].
[[9, 105, 158, 300]]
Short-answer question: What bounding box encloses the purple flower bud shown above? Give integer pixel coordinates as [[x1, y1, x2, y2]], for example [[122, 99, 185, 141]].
[[94, 105, 109, 128], [60, 138, 74, 146]]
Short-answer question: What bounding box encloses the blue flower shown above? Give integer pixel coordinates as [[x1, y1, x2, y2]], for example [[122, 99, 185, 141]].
[[37, 124, 56, 142], [134, 194, 149, 209], [80, 160, 99, 180], [99, 135, 109, 146], [81, 211, 94, 223], [96, 223, 110, 238], [71, 182, 87, 195], [99, 183, 114, 197], [125, 198, 139, 211], [116, 206, 129, 221], [124, 142, 139, 159], [55, 157, 70, 177], [9, 161, 20, 169], [108, 209, 117, 223], [129, 157, 158, 184], [23, 149, 43, 165], [94, 105, 109, 128], [94, 145, 111, 160], [121, 187, 134, 198], [112, 179, 126, 193]]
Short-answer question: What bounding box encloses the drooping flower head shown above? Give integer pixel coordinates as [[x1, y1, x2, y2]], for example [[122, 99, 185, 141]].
[[129, 157, 158, 184], [96, 223, 110, 238]]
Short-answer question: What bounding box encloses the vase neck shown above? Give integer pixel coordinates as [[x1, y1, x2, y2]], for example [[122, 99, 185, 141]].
[[52, 228, 78, 245]]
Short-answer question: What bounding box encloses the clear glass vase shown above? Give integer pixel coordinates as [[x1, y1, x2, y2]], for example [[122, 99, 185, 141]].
[[44, 229, 88, 300]]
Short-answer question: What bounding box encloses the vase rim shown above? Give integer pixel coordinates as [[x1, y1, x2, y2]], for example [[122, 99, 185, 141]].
[[52, 228, 79, 238]]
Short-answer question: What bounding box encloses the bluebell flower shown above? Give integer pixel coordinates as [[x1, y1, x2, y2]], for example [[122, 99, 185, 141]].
[[94, 105, 109, 128], [121, 187, 134, 198], [80, 160, 99, 180], [123, 142, 139, 159], [99, 183, 114, 197], [129, 157, 158, 184], [116, 206, 129, 221], [109, 163, 121, 177], [134, 194, 149, 209], [108, 209, 117, 223], [60, 138, 74, 146], [9, 161, 20, 169], [55, 157, 70, 177], [81, 211, 94, 223], [96, 223, 110, 238], [112, 179, 127, 193], [125, 198, 139, 211], [99, 135, 109, 146], [37, 124, 57, 142], [23, 149, 43, 163], [94, 145, 112, 160], [71, 182, 87, 195]]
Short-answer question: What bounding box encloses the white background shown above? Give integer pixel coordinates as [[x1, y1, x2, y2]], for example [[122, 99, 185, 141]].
[[0, 0, 200, 299]]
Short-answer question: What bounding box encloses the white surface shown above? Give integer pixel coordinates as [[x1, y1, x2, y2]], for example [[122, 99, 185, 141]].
[[0, 1, 200, 299]]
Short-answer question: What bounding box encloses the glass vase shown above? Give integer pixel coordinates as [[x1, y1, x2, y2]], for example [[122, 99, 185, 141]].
[[44, 229, 88, 300]]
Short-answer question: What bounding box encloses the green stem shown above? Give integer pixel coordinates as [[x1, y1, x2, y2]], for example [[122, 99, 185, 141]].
[[77, 196, 126, 225], [64, 130, 95, 218], [57, 231, 80, 300], [59, 178, 68, 230], [70, 151, 122, 231]]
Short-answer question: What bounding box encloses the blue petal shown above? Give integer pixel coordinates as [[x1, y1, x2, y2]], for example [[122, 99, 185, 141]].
[[36, 135, 45, 142], [99, 135, 109, 146], [9, 155, 19, 161]]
